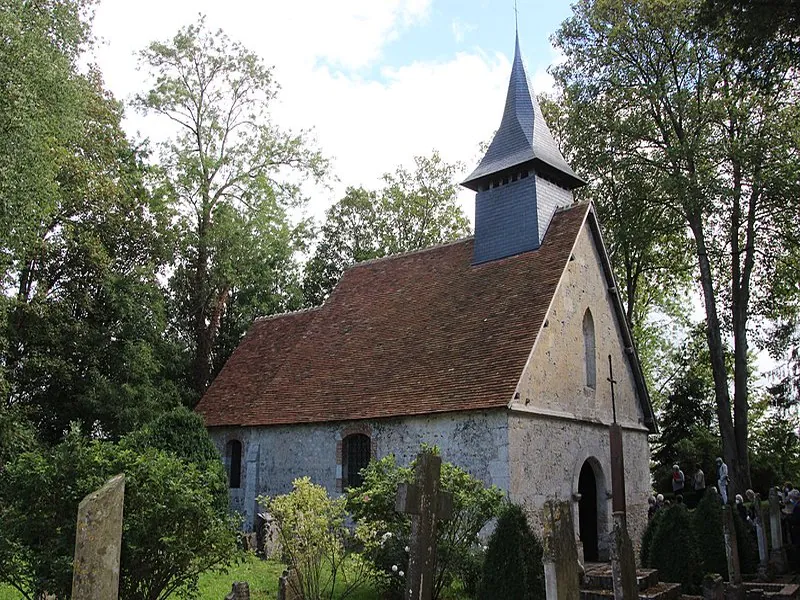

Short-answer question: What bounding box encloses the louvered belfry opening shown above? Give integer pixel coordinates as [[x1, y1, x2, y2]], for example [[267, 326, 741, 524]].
[[343, 433, 371, 489]]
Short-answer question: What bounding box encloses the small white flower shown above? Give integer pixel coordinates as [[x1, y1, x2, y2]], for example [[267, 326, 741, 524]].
[[392, 565, 398, 573], [405, 546, 410, 553], [399, 571, 405, 577]]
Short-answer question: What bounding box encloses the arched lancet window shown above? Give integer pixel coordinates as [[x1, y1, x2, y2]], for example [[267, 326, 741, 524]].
[[342, 434, 371, 489], [225, 439, 242, 489], [583, 309, 596, 389]]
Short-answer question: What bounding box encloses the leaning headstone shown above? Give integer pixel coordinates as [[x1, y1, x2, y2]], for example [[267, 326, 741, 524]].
[[750, 494, 771, 580], [768, 488, 788, 574], [224, 582, 250, 600], [721, 506, 742, 586], [71, 474, 125, 600], [395, 451, 453, 600], [610, 512, 638, 600], [542, 500, 580, 600]]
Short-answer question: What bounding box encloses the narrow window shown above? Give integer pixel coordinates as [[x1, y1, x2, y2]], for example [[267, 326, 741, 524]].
[[343, 434, 371, 489], [583, 309, 596, 389], [226, 439, 242, 489]]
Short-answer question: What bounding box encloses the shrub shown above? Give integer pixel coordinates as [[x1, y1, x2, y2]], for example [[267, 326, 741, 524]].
[[346, 449, 504, 600], [263, 477, 372, 600], [640, 509, 664, 567], [647, 505, 703, 593], [479, 503, 544, 600], [692, 492, 728, 577], [0, 426, 239, 600]]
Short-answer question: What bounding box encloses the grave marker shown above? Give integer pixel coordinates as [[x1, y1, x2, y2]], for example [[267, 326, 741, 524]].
[[395, 451, 453, 600], [71, 474, 125, 600], [768, 488, 787, 574], [542, 500, 580, 600]]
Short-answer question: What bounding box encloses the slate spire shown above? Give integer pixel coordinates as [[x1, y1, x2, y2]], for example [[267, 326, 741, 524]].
[[462, 32, 586, 192]]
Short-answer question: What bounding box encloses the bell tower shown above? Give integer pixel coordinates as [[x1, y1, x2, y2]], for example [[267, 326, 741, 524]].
[[462, 33, 586, 264]]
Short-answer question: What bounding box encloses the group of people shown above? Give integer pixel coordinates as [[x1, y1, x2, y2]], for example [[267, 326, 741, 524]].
[[668, 457, 730, 505]]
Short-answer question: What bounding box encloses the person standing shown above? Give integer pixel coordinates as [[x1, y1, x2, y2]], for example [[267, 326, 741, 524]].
[[693, 463, 706, 506], [716, 457, 729, 504], [672, 464, 685, 495]]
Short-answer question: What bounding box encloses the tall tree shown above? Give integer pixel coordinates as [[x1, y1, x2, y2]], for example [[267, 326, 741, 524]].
[[135, 17, 327, 394], [302, 151, 470, 306], [1, 0, 183, 442], [553, 0, 800, 493]]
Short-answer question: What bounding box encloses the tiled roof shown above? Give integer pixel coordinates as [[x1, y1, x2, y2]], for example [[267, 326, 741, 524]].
[[462, 33, 586, 191], [196, 203, 591, 428]]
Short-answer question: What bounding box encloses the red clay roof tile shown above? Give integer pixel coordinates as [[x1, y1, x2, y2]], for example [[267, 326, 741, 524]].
[[195, 202, 590, 427]]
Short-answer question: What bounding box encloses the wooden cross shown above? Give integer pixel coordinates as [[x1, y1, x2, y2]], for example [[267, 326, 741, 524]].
[[396, 451, 453, 600]]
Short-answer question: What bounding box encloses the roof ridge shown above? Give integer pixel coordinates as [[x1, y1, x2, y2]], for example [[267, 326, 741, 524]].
[[253, 305, 322, 323], [343, 236, 474, 271]]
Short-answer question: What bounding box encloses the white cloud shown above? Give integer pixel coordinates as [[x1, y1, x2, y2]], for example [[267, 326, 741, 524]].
[[451, 18, 476, 43], [90, 1, 556, 223]]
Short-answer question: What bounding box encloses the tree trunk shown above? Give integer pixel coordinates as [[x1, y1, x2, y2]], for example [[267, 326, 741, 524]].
[[686, 209, 738, 497], [191, 206, 212, 395]]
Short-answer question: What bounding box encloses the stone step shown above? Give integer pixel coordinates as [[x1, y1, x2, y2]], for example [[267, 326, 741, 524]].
[[583, 564, 660, 591], [580, 582, 682, 600]]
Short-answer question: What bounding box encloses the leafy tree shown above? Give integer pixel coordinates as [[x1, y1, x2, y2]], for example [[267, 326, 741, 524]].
[[480, 503, 544, 600], [1, 0, 184, 442], [553, 0, 800, 494], [345, 450, 504, 600], [652, 326, 720, 492], [303, 152, 470, 306], [263, 477, 372, 600], [0, 426, 238, 600], [135, 16, 327, 395]]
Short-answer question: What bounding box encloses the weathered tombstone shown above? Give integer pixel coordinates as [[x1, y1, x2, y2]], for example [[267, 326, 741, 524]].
[[395, 451, 453, 600], [277, 569, 300, 600], [721, 506, 742, 585], [607, 356, 638, 600], [542, 500, 580, 600], [611, 512, 638, 600], [703, 574, 725, 600], [224, 581, 250, 600], [768, 488, 788, 574], [750, 493, 771, 580], [71, 474, 125, 600]]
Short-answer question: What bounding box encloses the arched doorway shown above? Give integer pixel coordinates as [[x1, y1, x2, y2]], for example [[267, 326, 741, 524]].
[[578, 461, 599, 562]]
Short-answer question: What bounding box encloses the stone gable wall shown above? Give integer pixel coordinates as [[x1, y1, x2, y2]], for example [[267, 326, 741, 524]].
[[508, 221, 651, 556]]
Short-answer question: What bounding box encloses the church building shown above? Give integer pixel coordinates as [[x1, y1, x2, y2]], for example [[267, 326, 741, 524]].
[[195, 34, 657, 561]]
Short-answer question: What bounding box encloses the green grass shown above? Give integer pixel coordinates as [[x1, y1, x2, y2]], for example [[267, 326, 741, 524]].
[[0, 554, 380, 599]]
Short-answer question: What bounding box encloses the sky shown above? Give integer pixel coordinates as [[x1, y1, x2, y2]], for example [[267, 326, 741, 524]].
[[89, 0, 576, 222]]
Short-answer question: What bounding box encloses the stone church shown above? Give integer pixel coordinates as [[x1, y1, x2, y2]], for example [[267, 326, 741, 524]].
[[195, 34, 657, 561]]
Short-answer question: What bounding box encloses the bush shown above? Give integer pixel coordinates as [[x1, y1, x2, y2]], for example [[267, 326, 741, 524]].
[[692, 492, 728, 577], [346, 449, 504, 600], [0, 426, 239, 600], [646, 505, 703, 593], [640, 509, 664, 567], [479, 503, 544, 600], [263, 477, 372, 600]]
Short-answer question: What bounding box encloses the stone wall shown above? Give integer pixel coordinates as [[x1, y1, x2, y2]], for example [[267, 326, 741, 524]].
[[209, 410, 510, 530], [508, 221, 652, 556]]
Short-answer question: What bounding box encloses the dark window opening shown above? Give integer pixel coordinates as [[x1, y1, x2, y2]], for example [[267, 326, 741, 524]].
[[226, 440, 242, 489], [343, 434, 371, 489]]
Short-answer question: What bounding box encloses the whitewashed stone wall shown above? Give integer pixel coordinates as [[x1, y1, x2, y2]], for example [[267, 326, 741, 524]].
[[209, 410, 510, 530], [508, 221, 652, 555]]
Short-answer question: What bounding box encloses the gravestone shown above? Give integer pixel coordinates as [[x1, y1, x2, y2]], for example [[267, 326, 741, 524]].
[[395, 451, 453, 600], [71, 474, 125, 600], [768, 488, 787, 574], [750, 493, 771, 580], [224, 582, 250, 600], [611, 512, 638, 600], [607, 356, 638, 600], [542, 500, 580, 600], [721, 506, 743, 598]]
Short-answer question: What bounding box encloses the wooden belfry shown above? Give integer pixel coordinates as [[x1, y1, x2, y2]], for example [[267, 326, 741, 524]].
[[396, 450, 453, 600]]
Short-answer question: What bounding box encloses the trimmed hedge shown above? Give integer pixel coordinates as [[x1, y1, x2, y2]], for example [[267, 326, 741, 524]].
[[480, 503, 545, 600]]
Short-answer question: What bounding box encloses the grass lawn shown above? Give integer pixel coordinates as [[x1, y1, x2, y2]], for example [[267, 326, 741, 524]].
[[0, 553, 380, 599]]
